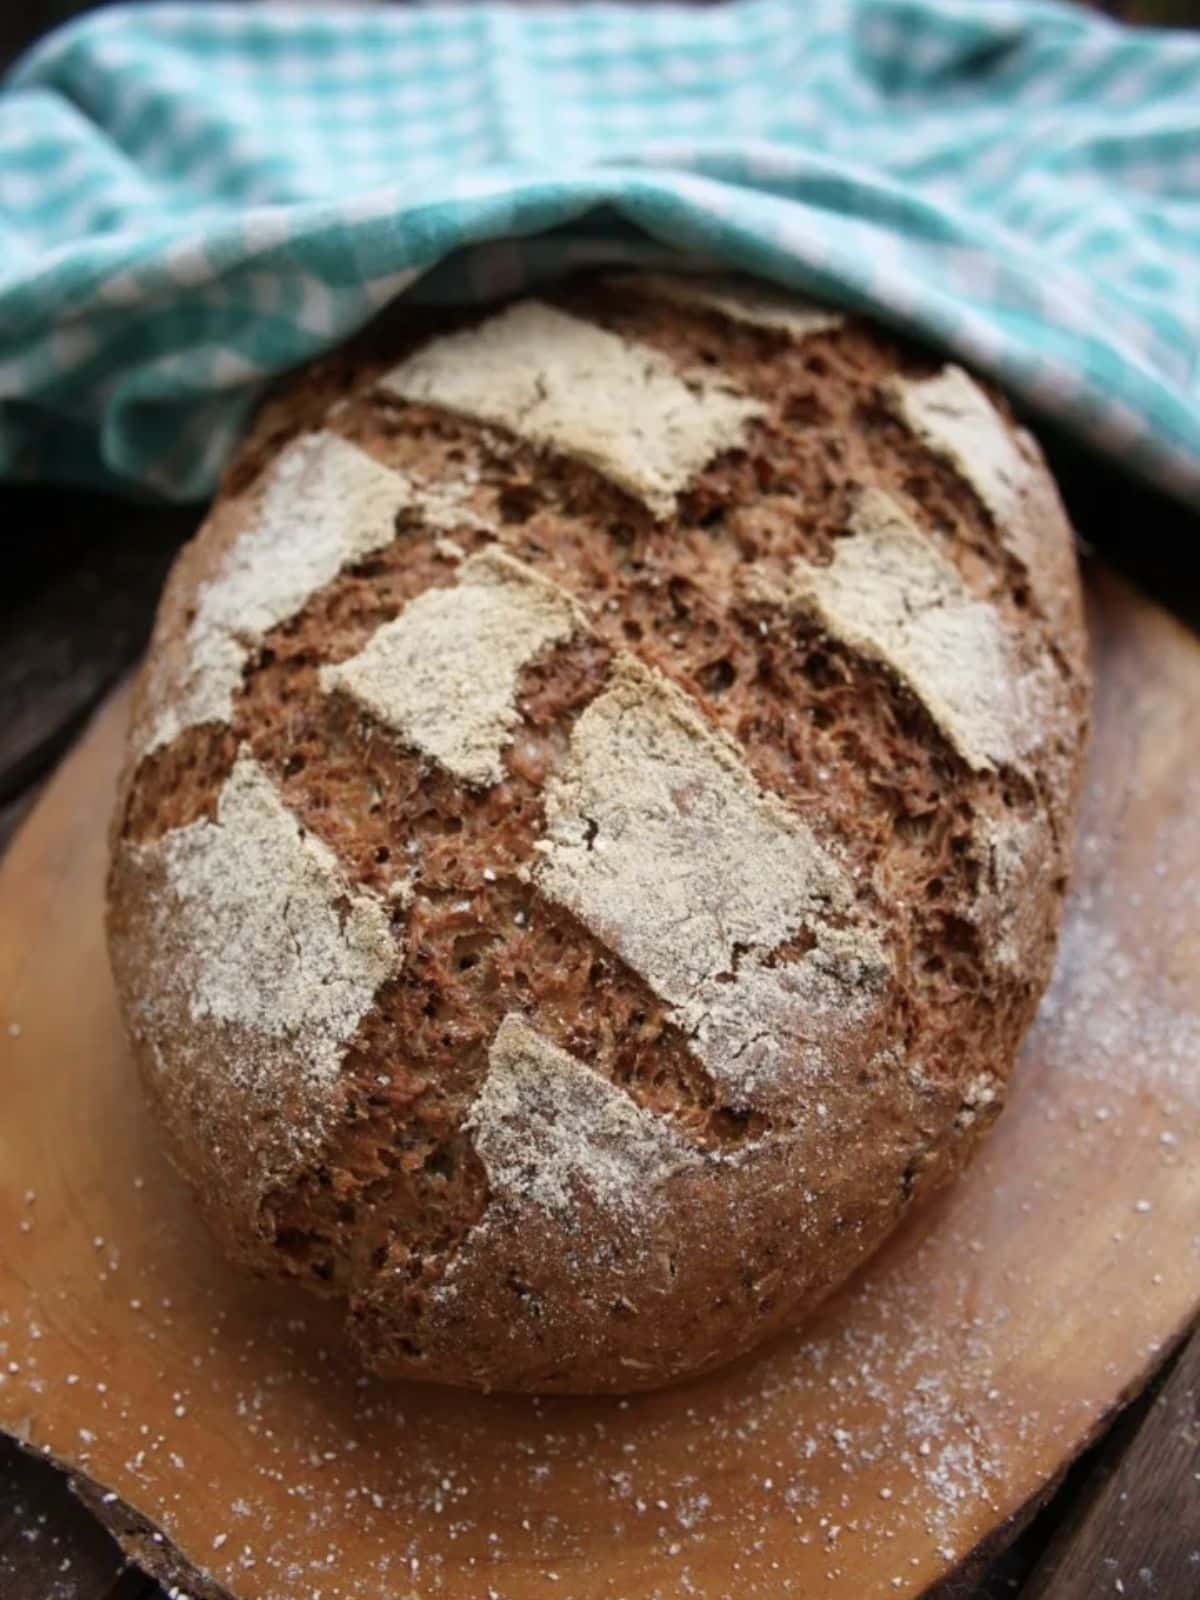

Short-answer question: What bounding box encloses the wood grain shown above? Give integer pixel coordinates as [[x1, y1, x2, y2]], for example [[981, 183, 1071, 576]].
[[1021, 1328, 1200, 1598], [0, 491, 187, 808], [0, 1433, 124, 1600], [0, 565, 1197, 1600]]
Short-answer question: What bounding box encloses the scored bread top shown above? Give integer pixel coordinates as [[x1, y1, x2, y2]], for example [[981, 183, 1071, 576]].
[[467, 1014, 699, 1221], [607, 271, 847, 340], [381, 300, 765, 519], [533, 653, 888, 1105], [320, 547, 588, 786], [108, 271, 1089, 1392], [777, 487, 1029, 772]]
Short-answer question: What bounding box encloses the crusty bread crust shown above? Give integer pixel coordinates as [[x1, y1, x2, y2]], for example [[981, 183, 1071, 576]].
[[107, 274, 1090, 1393]]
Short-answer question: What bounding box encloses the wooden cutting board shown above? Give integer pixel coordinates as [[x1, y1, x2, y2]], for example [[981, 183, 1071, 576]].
[[1, 567, 1197, 1600]]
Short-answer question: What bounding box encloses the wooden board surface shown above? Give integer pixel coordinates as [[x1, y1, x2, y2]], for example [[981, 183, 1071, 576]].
[[1021, 1330, 1200, 1599], [0, 567, 1198, 1600]]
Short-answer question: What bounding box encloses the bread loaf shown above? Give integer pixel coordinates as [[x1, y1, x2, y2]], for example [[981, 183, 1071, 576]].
[[107, 272, 1090, 1393]]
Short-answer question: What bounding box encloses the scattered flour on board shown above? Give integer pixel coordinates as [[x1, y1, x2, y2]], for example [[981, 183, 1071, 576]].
[[1036, 809, 1200, 1102], [34, 793, 1192, 1600]]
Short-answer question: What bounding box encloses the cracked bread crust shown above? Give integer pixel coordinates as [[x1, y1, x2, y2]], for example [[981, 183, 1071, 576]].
[[107, 272, 1090, 1393]]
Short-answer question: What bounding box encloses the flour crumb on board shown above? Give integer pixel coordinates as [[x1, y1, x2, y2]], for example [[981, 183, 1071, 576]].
[[1036, 798, 1200, 1103]]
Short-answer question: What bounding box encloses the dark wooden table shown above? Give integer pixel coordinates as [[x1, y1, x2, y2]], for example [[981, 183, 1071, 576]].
[[3, 3, 1200, 1598]]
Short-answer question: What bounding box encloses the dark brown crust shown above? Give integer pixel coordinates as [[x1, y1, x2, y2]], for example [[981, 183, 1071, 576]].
[[106, 276, 1090, 1393]]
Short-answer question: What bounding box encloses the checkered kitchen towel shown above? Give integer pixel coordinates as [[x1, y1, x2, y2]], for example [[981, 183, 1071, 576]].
[[3, 0, 1199, 505]]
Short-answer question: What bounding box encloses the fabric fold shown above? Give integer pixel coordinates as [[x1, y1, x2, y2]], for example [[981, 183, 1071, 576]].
[[1, 0, 1197, 506]]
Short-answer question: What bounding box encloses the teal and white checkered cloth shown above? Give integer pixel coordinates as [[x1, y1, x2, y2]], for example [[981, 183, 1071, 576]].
[[3, 0, 1199, 506]]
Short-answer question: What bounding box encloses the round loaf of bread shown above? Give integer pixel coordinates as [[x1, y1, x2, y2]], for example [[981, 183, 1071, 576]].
[[107, 272, 1090, 1393]]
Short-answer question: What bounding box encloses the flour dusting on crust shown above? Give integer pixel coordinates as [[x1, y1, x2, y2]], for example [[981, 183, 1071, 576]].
[[141, 753, 397, 1089], [320, 547, 588, 785], [977, 814, 1055, 972], [380, 300, 765, 518], [888, 366, 1087, 656], [609, 271, 845, 340], [534, 655, 889, 1101], [145, 433, 412, 752], [467, 1015, 695, 1220], [107, 270, 1090, 1398], [887, 367, 1027, 528], [788, 489, 1024, 772], [682, 927, 890, 1104]]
